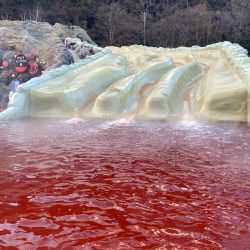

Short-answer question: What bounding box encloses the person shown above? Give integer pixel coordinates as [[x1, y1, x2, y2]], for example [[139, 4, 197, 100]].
[[9, 73, 20, 102]]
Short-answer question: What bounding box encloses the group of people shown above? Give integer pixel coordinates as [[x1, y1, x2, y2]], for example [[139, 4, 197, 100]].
[[0, 51, 45, 111], [0, 40, 100, 112]]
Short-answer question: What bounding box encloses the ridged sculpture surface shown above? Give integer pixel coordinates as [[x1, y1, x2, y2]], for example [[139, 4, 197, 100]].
[[0, 42, 249, 124]]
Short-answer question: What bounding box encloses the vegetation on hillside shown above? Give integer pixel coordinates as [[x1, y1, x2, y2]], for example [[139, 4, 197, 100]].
[[0, 0, 249, 50]]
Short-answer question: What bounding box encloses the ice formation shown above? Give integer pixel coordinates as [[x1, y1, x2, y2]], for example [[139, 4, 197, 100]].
[[0, 41, 249, 123]]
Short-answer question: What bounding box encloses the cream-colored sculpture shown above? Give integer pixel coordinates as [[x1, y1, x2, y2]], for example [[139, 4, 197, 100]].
[[0, 41, 249, 124]]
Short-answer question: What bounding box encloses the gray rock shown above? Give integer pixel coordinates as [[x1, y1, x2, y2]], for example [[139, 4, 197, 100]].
[[65, 38, 102, 60], [0, 20, 95, 108], [53, 23, 95, 45], [0, 20, 74, 70], [0, 83, 9, 110], [0, 21, 95, 71]]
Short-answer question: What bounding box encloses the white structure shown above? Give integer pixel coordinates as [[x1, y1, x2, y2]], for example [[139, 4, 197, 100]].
[[0, 42, 249, 124]]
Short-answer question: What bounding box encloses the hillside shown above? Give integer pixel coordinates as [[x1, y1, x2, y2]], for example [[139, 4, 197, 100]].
[[0, 0, 249, 50]]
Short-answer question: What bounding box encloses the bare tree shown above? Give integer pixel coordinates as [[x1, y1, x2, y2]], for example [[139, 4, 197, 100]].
[[230, 0, 250, 42], [95, 2, 125, 45], [0, 0, 249, 50], [19, 11, 27, 21], [34, 2, 41, 22], [0, 12, 12, 21], [20, 1, 43, 22], [136, 0, 155, 46]]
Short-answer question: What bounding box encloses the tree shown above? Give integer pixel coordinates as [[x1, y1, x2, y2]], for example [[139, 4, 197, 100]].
[[0, 0, 249, 50], [125, 0, 155, 46], [94, 2, 125, 46], [230, 0, 250, 42]]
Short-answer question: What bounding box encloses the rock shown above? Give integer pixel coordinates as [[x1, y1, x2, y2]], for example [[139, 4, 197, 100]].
[[0, 21, 95, 71], [16, 73, 32, 84], [53, 23, 95, 45], [0, 49, 4, 64], [65, 38, 102, 60], [0, 20, 96, 108], [63, 49, 75, 65], [0, 83, 9, 110], [0, 20, 74, 71]]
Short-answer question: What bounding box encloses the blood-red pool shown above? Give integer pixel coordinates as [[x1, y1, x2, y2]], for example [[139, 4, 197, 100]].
[[0, 120, 249, 250]]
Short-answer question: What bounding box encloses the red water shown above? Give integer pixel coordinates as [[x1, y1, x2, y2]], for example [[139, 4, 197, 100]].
[[0, 120, 249, 250]]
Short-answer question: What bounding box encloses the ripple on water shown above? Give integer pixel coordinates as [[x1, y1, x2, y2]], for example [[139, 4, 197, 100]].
[[0, 120, 249, 249]]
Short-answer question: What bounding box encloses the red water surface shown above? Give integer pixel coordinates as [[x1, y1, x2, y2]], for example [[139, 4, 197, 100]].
[[0, 120, 249, 250]]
